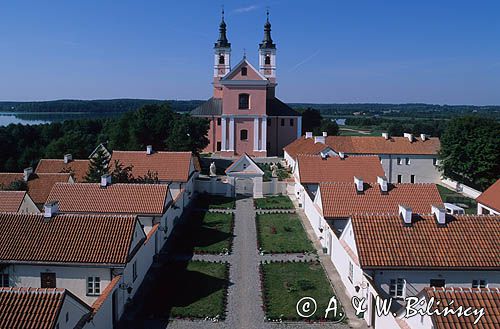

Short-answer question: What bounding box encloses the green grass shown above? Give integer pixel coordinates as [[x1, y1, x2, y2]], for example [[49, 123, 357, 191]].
[[195, 195, 235, 209], [174, 211, 234, 254], [254, 195, 294, 209], [437, 185, 477, 214], [256, 213, 315, 253], [261, 262, 344, 321]]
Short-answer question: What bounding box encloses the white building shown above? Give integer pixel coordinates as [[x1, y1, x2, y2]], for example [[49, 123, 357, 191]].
[[284, 133, 441, 183], [331, 208, 500, 328], [476, 179, 500, 215], [0, 211, 155, 329]]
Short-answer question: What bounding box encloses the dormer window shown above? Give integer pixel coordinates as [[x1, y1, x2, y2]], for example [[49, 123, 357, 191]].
[[239, 94, 250, 109], [241, 67, 247, 76], [219, 55, 225, 64], [265, 54, 271, 65]]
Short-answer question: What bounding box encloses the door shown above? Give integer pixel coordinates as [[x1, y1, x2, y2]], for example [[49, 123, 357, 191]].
[[235, 178, 253, 196], [40, 272, 56, 288], [112, 289, 119, 327], [327, 232, 333, 256], [370, 293, 376, 328]]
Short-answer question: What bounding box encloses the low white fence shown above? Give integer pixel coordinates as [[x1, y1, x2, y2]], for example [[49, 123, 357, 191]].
[[440, 177, 482, 199]]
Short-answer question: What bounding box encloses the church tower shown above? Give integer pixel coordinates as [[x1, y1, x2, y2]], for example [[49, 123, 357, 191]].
[[259, 10, 276, 90], [214, 9, 231, 84]]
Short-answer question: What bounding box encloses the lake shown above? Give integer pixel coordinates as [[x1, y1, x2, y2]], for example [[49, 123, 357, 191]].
[[0, 112, 123, 126]]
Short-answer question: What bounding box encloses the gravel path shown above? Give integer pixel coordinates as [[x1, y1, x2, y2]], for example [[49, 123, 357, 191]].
[[260, 253, 318, 263]]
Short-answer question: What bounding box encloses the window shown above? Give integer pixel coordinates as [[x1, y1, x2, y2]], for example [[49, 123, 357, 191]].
[[290, 119, 294, 126], [240, 129, 248, 141], [397, 175, 402, 183], [389, 278, 406, 298], [217, 118, 221, 126], [397, 157, 402, 165], [216, 141, 221, 151], [281, 118, 285, 126], [430, 279, 445, 288], [267, 119, 271, 126], [87, 277, 101, 296], [405, 157, 410, 165], [0, 273, 8, 287], [133, 261, 137, 282], [219, 55, 224, 64], [241, 67, 247, 76], [66, 312, 69, 323], [238, 94, 250, 109], [41, 273, 56, 288], [410, 175, 415, 183], [433, 158, 437, 166], [348, 262, 354, 283], [472, 280, 488, 288], [265, 54, 271, 65]]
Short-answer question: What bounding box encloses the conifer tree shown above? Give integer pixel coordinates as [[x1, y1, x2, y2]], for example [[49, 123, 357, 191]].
[[84, 148, 110, 182]]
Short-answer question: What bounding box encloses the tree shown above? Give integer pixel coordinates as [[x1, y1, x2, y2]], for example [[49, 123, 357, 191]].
[[135, 170, 160, 184], [84, 148, 110, 182], [319, 119, 339, 136], [0, 179, 28, 191], [165, 115, 210, 154], [110, 160, 135, 183], [300, 108, 322, 134], [439, 116, 500, 190]]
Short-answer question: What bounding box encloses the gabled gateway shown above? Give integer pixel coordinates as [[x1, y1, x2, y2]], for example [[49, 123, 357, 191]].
[[191, 10, 301, 157]]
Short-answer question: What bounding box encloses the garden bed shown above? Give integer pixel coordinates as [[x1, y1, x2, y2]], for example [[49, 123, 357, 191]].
[[254, 195, 294, 210], [195, 194, 235, 210]]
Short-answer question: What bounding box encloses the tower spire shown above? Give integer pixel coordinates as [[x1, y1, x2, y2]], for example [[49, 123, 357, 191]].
[[260, 9, 275, 49], [215, 7, 230, 48]]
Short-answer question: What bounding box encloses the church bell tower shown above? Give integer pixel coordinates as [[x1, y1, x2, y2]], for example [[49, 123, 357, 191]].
[[259, 10, 276, 85], [214, 9, 231, 79]]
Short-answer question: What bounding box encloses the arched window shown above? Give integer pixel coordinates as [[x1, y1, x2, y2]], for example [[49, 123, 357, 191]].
[[241, 67, 247, 76], [265, 54, 271, 65], [240, 129, 248, 140], [219, 55, 225, 64], [239, 94, 250, 109]]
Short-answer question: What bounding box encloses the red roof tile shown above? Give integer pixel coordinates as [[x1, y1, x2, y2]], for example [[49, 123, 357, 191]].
[[0, 173, 72, 205], [320, 182, 443, 218], [47, 183, 168, 215], [284, 135, 440, 160], [424, 287, 500, 329], [351, 213, 500, 269], [111, 151, 193, 182], [0, 287, 91, 329], [297, 154, 384, 184], [477, 179, 500, 213], [0, 213, 137, 265], [0, 191, 26, 212], [35, 159, 90, 182]]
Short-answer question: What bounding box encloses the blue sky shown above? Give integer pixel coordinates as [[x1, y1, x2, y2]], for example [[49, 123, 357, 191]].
[[1, 0, 499, 104]]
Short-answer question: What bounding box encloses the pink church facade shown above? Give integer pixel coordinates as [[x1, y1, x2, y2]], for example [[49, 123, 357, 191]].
[[191, 11, 301, 157]]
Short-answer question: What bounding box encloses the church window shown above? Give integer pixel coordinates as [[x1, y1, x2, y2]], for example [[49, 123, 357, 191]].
[[217, 118, 221, 126], [219, 55, 225, 64], [265, 54, 271, 65], [281, 118, 285, 126], [290, 119, 294, 126], [239, 94, 250, 109], [267, 119, 271, 126], [240, 129, 248, 141], [241, 67, 247, 76], [217, 142, 221, 151]]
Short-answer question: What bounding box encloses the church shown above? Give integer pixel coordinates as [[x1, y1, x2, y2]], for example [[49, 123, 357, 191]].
[[191, 11, 301, 157]]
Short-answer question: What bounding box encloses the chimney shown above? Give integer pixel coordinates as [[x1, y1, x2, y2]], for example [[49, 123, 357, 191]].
[[399, 205, 412, 225], [100, 174, 112, 188], [44, 201, 59, 219], [354, 176, 364, 192], [322, 131, 327, 137], [146, 145, 153, 155], [431, 205, 446, 225], [420, 133, 427, 141], [23, 167, 33, 182], [305, 132, 313, 139], [377, 176, 388, 192], [403, 133, 414, 142], [382, 132, 389, 140], [63, 154, 72, 164], [314, 135, 326, 144], [338, 152, 345, 159]]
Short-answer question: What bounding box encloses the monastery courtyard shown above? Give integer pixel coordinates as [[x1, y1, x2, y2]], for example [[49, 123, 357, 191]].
[[118, 195, 366, 329]]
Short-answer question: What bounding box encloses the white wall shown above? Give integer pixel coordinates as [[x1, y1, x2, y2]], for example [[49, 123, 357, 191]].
[[441, 177, 482, 199], [55, 294, 92, 329], [478, 203, 499, 215], [380, 154, 440, 184], [19, 194, 40, 213]]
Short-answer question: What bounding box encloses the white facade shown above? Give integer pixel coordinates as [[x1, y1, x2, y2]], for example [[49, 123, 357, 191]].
[[380, 154, 440, 183]]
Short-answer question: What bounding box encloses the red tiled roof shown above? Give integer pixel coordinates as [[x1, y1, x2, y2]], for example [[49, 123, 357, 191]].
[[0, 191, 26, 212], [284, 135, 440, 159], [424, 287, 500, 329], [0, 287, 91, 329], [297, 154, 384, 184], [320, 182, 443, 218], [111, 151, 193, 182], [477, 179, 500, 213], [0, 213, 137, 265], [35, 159, 90, 182], [0, 173, 72, 205], [351, 213, 500, 269], [47, 183, 168, 215]]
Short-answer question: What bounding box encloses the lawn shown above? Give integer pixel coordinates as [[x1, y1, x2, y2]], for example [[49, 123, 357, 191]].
[[256, 213, 314, 253], [261, 262, 344, 321], [173, 211, 234, 254], [195, 194, 235, 209], [254, 195, 294, 209], [437, 184, 477, 214], [140, 261, 229, 320]]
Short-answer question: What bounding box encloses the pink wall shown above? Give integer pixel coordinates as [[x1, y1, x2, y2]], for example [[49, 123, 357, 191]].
[[230, 63, 264, 80], [234, 118, 255, 156], [222, 86, 267, 116]]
